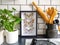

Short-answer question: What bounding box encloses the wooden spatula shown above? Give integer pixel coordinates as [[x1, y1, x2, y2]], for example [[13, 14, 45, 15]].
[[46, 7, 57, 24]]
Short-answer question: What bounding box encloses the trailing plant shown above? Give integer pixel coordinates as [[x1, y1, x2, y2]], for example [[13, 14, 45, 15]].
[[0, 8, 21, 32]]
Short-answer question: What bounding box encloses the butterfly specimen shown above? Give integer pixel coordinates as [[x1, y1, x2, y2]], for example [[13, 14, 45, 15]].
[[23, 12, 35, 33]]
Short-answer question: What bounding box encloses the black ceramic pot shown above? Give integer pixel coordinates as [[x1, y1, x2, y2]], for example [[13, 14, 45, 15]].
[[46, 24, 58, 38]]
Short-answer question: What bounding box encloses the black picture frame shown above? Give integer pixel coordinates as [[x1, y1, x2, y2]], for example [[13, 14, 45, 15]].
[[20, 11, 37, 37]]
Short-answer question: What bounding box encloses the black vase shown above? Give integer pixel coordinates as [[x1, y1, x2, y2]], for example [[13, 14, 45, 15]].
[[46, 24, 58, 38]]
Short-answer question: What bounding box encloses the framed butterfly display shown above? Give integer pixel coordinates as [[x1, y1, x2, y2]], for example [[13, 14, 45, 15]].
[[20, 11, 37, 37]]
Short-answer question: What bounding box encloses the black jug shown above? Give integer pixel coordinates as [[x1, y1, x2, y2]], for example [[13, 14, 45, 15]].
[[46, 23, 58, 38]]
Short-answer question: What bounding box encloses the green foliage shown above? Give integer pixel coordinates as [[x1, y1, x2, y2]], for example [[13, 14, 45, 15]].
[[0, 8, 21, 32]]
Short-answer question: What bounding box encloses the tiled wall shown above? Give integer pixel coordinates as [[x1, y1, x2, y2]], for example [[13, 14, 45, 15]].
[[0, 0, 60, 35]]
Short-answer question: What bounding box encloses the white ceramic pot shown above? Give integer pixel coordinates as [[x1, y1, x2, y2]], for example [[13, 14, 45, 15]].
[[5, 30, 18, 44], [0, 30, 4, 45]]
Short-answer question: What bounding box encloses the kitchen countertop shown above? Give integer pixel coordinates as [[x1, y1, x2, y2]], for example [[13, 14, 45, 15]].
[[2, 34, 60, 45], [2, 37, 25, 45], [2, 36, 44, 45], [24, 38, 60, 45]]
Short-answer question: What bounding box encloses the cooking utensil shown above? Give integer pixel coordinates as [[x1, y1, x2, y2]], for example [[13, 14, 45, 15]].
[[32, 2, 49, 23], [53, 19, 59, 24], [46, 7, 57, 24], [46, 7, 54, 17], [46, 8, 60, 31]]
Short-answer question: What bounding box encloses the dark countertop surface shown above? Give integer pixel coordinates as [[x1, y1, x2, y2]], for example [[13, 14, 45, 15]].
[[2, 37, 25, 45], [2, 34, 60, 45]]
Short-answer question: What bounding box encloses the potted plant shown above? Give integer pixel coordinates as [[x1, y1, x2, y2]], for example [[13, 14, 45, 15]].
[[0, 9, 5, 45], [1, 8, 21, 44]]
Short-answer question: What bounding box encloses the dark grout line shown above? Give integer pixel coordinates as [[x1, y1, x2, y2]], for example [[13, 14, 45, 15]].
[[38, 0, 39, 5], [38, 4, 53, 6], [50, 0, 51, 5], [20, 5, 21, 11], [44, 5, 45, 12], [26, 0, 27, 5], [37, 23, 45, 24], [14, 0, 15, 5], [32, 5, 33, 11], [0, 4, 60, 6], [7, 4, 8, 9], [38, 28, 46, 30], [1, 0, 2, 5]]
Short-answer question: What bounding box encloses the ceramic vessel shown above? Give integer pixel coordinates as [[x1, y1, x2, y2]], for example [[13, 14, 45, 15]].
[[0, 30, 4, 45], [46, 24, 58, 38], [5, 30, 18, 44]]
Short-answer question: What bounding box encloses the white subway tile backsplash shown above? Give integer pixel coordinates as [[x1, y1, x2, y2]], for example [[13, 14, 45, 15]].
[[0, 0, 2, 4], [11, 11, 19, 16], [38, 24, 46, 29], [53, 14, 58, 20], [58, 18, 60, 24], [14, 11, 20, 18], [38, 18, 44, 23], [21, 5, 32, 11], [37, 24, 39, 28], [2, 0, 14, 4], [58, 31, 60, 34], [27, 0, 38, 5], [15, 0, 26, 4], [33, 6, 44, 11], [58, 12, 60, 18], [39, 0, 50, 5], [51, 0, 60, 5], [0, 0, 60, 35], [55, 14, 59, 18], [14, 11, 19, 15], [57, 6, 60, 11], [38, 6, 45, 11], [8, 5, 20, 11], [45, 6, 56, 11], [37, 14, 41, 18], [0, 5, 7, 9], [37, 30, 46, 34]]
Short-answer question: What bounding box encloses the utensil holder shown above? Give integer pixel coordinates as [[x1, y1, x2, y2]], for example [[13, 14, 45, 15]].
[[46, 24, 58, 38]]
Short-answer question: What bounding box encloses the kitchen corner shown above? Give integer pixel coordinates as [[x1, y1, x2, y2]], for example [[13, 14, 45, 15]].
[[0, 0, 60, 45]]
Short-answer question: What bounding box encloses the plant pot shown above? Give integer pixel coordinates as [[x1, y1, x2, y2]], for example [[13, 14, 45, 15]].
[[0, 30, 4, 45], [5, 30, 18, 44]]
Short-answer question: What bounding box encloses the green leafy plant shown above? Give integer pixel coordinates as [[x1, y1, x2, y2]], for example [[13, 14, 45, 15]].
[[0, 8, 21, 32], [0, 20, 3, 30]]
